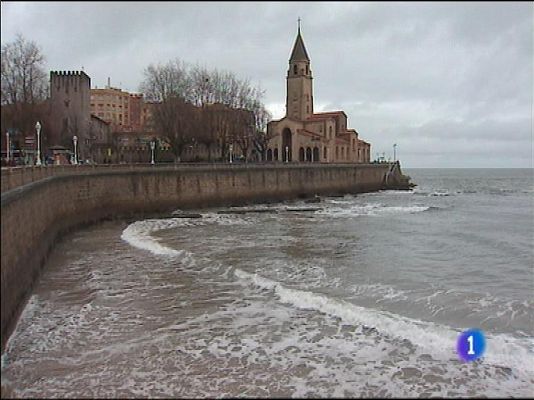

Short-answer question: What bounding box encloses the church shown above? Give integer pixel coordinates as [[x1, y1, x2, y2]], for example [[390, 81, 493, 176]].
[[267, 24, 371, 163]]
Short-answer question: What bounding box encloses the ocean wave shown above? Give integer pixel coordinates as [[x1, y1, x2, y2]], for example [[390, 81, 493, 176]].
[[121, 220, 186, 256], [121, 214, 252, 257], [378, 190, 416, 195], [317, 203, 430, 218], [234, 269, 534, 376]]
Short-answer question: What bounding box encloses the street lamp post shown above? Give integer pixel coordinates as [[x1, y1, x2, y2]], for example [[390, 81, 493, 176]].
[[393, 143, 397, 162], [6, 131, 9, 163], [35, 121, 42, 166], [229, 144, 233, 163], [285, 146, 289, 163], [150, 140, 155, 165], [73, 135, 78, 165]]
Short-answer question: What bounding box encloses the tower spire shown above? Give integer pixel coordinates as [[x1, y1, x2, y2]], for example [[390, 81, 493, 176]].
[[289, 20, 310, 62]]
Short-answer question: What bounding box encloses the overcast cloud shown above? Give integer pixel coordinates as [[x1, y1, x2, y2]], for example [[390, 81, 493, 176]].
[[1, 1, 532, 168]]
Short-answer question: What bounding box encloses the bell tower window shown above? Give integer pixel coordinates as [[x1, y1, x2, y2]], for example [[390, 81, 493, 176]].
[[306, 65, 309, 75], [293, 64, 297, 75]]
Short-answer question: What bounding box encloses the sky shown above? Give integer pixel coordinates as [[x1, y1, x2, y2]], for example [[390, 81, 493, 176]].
[[1, 1, 532, 168]]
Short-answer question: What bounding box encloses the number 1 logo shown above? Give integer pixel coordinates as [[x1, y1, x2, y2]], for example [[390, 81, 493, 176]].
[[457, 329, 486, 362]]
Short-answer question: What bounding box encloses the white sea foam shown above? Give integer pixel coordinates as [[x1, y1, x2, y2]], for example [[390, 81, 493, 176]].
[[317, 203, 430, 218], [379, 190, 416, 195], [121, 214, 252, 257], [350, 282, 410, 302], [121, 219, 185, 256], [429, 190, 451, 197], [234, 269, 534, 377]]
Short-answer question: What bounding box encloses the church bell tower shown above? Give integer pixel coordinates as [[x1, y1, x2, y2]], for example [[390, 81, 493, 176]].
[[286, 20, 313, 121]]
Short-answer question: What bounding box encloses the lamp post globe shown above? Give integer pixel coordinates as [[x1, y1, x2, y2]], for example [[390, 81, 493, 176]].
[[229, 144, 233, 164], [73, 135, 78, 165], [35, 121, 42, 166]]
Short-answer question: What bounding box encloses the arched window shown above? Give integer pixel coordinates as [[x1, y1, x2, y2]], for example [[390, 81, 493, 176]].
[[313, 147, 319, 163], [306, 65, 309, 75], [274, 148, 279, 161], [306, 147, 312, 162], [293, 64, 297, 75], [267, 149, 273, 161], [329, 126, 332, 135], [299, 147, 305, 162]]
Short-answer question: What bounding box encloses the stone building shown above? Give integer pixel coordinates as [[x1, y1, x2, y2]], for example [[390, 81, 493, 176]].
[[87, 114, 112, 163], [89, 84, 162, 163], [89, 84, 153, 132], [267, 25, 371, 163], [48, 71, 91, 159]]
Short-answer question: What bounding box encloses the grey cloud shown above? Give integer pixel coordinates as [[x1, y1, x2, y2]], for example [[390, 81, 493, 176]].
[[1, 1, 531, 167]]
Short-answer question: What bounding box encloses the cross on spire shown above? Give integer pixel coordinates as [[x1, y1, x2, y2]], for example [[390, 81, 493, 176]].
[[290, 17, 310, 62]]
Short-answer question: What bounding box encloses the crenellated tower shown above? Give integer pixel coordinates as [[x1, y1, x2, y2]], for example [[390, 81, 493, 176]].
[[49, 71, 91, 156], [286, 21, 313, 121]]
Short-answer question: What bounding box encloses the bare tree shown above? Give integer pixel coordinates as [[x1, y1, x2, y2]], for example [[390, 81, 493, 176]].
[[140, 60, 196, 161], [1, 34, 48, 156], [140, 59, 271, 163], [251, 102, 273, 161], [151, 95, 197, 162], [139, 59, 191, 103], [1, 34, 48, 106]]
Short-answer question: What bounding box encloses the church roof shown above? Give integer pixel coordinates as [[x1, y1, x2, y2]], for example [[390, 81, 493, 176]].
[[289, 28, 310, 62], [314, 111, 347, 117]]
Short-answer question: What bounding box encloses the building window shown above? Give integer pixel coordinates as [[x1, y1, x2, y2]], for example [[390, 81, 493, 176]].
[[323, 147, 327, 160], [293, 64, 297, 75], [306, 65, 309, 74]]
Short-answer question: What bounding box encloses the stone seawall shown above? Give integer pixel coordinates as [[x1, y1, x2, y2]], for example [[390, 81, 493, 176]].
[[1, 163, 408, 352]]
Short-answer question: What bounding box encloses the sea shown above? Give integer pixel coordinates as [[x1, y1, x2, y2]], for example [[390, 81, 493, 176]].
[[1, 168, 533, 398]]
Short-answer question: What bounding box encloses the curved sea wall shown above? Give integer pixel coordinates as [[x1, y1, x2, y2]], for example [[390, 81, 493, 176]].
[[1, 162, 409, 351]]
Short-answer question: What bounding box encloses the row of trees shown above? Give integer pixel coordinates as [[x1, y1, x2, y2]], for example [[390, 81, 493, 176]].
[[139, 60, 272, 162], [1, 35, 273, 163]]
